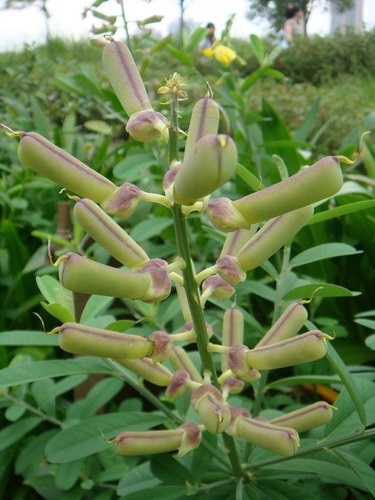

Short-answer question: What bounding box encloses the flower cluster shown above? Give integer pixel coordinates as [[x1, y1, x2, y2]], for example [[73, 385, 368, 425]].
[[5, 38, 343, 460]]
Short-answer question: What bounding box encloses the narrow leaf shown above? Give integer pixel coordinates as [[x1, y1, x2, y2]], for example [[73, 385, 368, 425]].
[[289, 243, 361, 269], [0, 331, 59, 346], [309, 199, 375, 224], [283, 283, 360, 301], [0, 416, 42, 452]]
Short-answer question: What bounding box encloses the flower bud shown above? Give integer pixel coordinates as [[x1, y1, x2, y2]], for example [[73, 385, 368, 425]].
[[180, 321, 213, 341], [149, 330, 171, 363], [17, 132, 116, 202], [126, 110, 168, 142], [207, 197, 251, 232], [102, 39, 151, 116], [256, 301, 308, 348], [101, 183, 143, 219], [165, 370, 191, 398], [220, 227, 258, 257], [245, 330, 332, 370], [228, 345, 261, 383], [168, 346, 203, 383], [191, 384, 231, 434], [214, 255, 246, 285], [229, 414, 300, 457], [220, 375, 244, 395], [117, 357, 172, 386], [173, 135, 237, 205], [74, 198, 149, 268], [270, 401, 334, 432], [137, 259, 171, 303], [221, 308, 244, 373], [163, 162, 181, 192], [58, 253, 151, 299], [233, 157, 343, 225], [200, 275, 235, 305], [114, 422, 202, 456], [236, 205, 314, 272], [57, 322, 152, 359], [184, 98, 220, 159]]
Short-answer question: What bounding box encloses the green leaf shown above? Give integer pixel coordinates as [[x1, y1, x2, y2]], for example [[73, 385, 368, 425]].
[[309, 199, 375, 224], [0, 359, 115, 388], [80, 295, 114, 324], [264, 374, 342, 392], [113, 152, 158, 182], [74, 377, 124, 418], [36, 275, 73, 313], [326, 343, 367, 431], [186, 26, 208, 51], [0, 416, 42, 452], [294, 96, 321, 143], [54, 458, 84, 491], [236, 163, 265, 191], [130, 217, 173, 242], [84, 120, 112, 135], [249, 34, 264, 64], [365, 334, 375, 351], [41, 302, 74, 323], [46, 412, 166, 463], [117, 462, 161, 496], [241, 66, 269, 92], [0, 330, 59, 346], [289, 243, 361, 269], [166, 45, 193, 66], [283, 283, 360, 301], [331, 449, 375, 496]]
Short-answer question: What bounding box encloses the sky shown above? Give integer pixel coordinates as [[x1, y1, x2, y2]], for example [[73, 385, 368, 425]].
[[0, 0, 373, 52]]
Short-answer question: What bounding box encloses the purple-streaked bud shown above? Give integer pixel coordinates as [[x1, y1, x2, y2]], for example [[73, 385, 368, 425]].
[[137, 258, 171, 303], [180, 321, 213, 341], [57, 322, 152, 359], [225, 405, 251, 436], [163, 163, 181, 192], [165, 370, 191, 398], [235, 205, 314, 272], [220, 226, 258, 257], [114, 422, 202, 456], [184, 98, 220, 159], [102, 39, 151, 116], [270, 401, 334, 432], [117, 357, 172, 386], [149, 330, 171, 363], [228, 345, 261, 383], [201, 275, 235, 305], [168, 346, 203, 383], [74, 198, 149, 268], [191, 384, 231, 434], [220, 375, 244, 395], [256, 301, 308, 348], [246, 330, 332, 370], [233, 156, 343, 225], [228, 414, 300, 457], [101, 182, 143, 219], [126, 110, 168, 142], [207, 197, 251, 232], [221, 308, 244, 373], [215, 255, 246, 285], [17, 132, 116, 202], [173, 135, 237, 205]]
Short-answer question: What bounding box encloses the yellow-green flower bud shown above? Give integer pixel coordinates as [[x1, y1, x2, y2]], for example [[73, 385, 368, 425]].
[[221, 308, 244, 373], [236, 205, 314, 272], [184, 98, 220, 160], [191, 384, 231, 434], [214, 255, 246, 285], [101, 183, 143, 219], [102, 39, 152, 116], [165, 370, 191, 398], [149, 330, 171, 363], [117, 357, 172, 386], [200, 275, 235, 306], [57, 322, 153, 359], [228, 345, 261, 383], [137, 259, 171, 303], [220, 226, 258, 257], [270, 401, 334, 432], [114, 422, 202, 456], [245, 330, 332, 370], [74, 198, 149, 268], [18, 132, 116, 202], [256, 301, 308, 348], [126, 110, 168, 142], [207, 197, 251, 232], [233, 157, 343, 225], [173, 135, 237, 205], [168, 346, 203, 383]]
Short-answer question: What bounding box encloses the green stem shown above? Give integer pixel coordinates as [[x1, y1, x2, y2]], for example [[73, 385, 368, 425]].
[[3, 393, 62, 427], [119, 0, 132, 52]]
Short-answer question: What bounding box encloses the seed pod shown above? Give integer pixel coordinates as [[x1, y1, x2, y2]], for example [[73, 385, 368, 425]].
[[232, 416, 300, 457], [233, 157, 343, 225], [173, 135, 237, 205], [245, 330, 331, 370], [256, 301, 308, 348], [102, 39, 151, 116], [168, 346, 203, 383], [184, 98, 220, 159], [58, 322, 153, 359], [270, 401, 334, 432], [18, 132, 116, 203], [117, 357, 172, 386], [236, 205, 314, 272], [191, 384, 231, 434], [221, 308, 244, 373], [58, 253, 151, 299], [114, 422, 202, 457], [74, 198, 149, 268]]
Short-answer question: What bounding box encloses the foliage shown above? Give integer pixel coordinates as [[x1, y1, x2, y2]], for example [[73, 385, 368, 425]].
[[246, 0, 354, 31], [0, 29, 375, 498]]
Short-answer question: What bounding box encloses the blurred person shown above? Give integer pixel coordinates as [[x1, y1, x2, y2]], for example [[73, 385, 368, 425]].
[[199, 22, 216, 50], [283, 4, 304, 44]]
